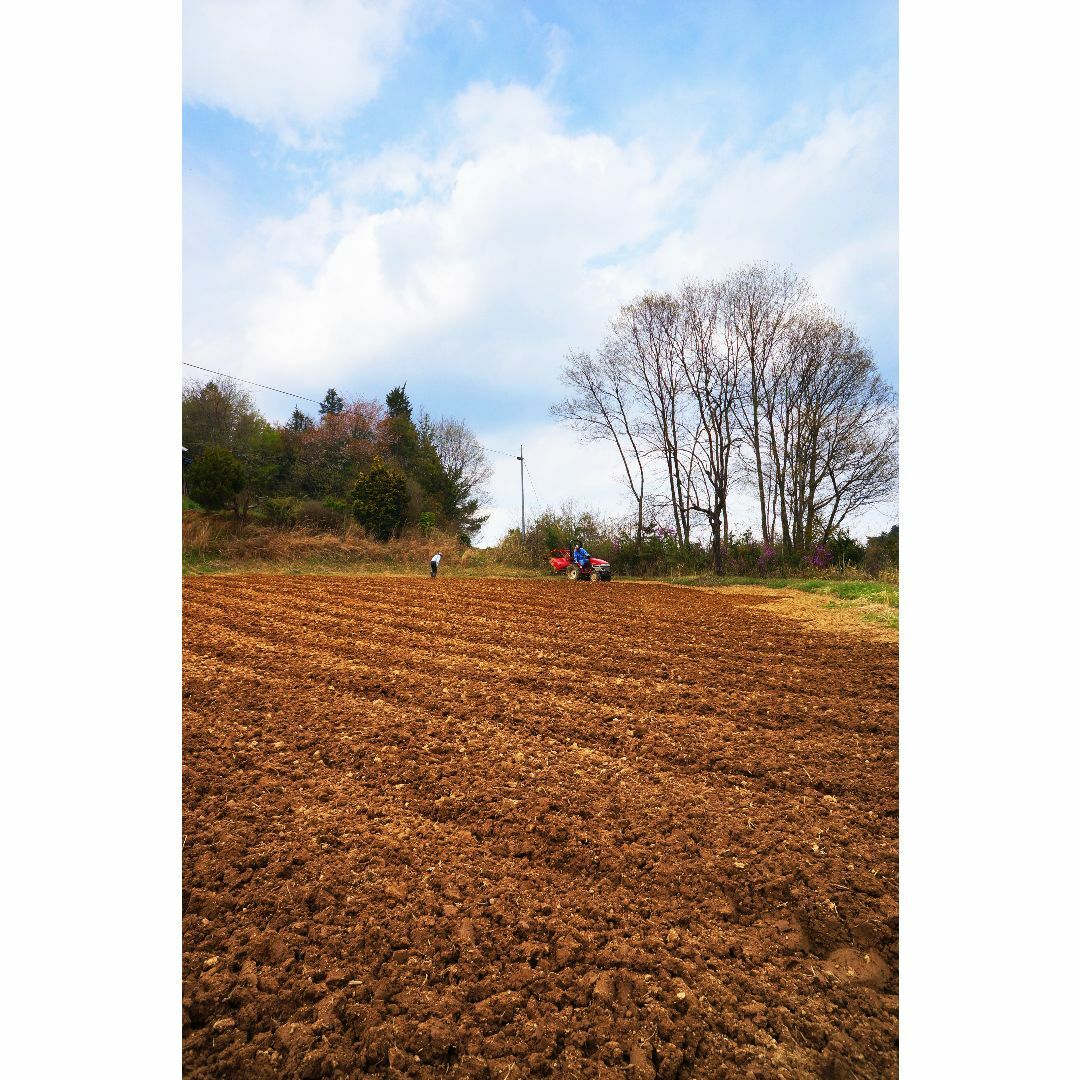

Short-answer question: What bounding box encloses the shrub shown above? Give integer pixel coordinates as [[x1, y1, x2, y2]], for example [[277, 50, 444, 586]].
[[187, 447, 245, 511], [757, 542, 779, 575], [804, 543, 832, 571], [261, 496, 300, 529], [864, 525, 899, 578], [712, 529, 772, 577], [294, 499, 344, 531], [351, 455, 408, 541], [826, 529, 865, 569]]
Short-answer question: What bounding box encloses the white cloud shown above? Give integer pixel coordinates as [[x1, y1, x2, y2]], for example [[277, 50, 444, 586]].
[[183, 0, 413, 139], [187, 83, 708, 387], [541, 24, 571, 93], [621, 107, 898, 329], [190, 85, 892, 388], [184, 81, 897, 542]]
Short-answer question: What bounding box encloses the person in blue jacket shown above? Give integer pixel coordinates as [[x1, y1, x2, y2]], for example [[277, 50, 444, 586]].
[[574, 543, 590, 569]]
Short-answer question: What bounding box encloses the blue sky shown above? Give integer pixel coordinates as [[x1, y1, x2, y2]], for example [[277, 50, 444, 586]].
[[184, 0, 897, 541]]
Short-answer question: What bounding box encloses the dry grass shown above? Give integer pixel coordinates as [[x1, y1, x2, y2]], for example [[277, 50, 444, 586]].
[[181, 512, 540, 577], [627, 578, 898, 642], [730, 586, 898, 643]]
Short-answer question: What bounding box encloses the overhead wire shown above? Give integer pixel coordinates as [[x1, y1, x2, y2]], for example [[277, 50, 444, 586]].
[[183, 361, 525, 462], [523, 459, 543, 508], [182, 362, 324, 407]]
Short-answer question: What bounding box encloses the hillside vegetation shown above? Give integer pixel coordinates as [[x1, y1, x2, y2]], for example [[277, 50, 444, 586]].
[[182, 379, 492, 544]]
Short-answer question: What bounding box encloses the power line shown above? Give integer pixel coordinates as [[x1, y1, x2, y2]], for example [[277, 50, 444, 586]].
[[183, 361, 526, 462], [524, 459, 543, 508], [182, 362, 323, 407]]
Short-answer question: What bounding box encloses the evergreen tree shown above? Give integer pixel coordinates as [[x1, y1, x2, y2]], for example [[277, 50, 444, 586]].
[[825, 529, 865, 568], [187, 447, 246, 511], [287, 407, 314, 432], [418, 414, 492, 540], [441, 463, 488, 540], [383, 384, 421, 471], [385, 384, 412, 418], [319, 388, 345, 417], [351, 456, 408, 541]]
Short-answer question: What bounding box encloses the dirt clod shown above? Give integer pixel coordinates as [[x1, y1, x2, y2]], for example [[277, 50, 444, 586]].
[[184, 575, 898, 1078]]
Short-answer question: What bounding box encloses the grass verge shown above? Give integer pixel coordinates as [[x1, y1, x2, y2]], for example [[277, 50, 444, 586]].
[[182, 555, 546, 580], [632, 574, 899, 630]]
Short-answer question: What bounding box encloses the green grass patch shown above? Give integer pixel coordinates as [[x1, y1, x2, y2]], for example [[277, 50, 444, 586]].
[[653, 574, 896, 606], [859, 607, 900, 630], [784, 579, 898, 609]]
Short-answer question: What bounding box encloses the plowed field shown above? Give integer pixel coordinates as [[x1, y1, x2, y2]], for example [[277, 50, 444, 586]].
[[183, 576, 898, 1079]]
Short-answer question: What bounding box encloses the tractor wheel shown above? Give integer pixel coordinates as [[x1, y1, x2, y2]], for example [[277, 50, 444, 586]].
[[590, 570, 599, 582], [567, 565, 580, 581]]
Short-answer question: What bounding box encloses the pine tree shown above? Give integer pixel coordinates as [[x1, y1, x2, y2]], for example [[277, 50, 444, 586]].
[[319, 388, 345, 417], [384, 384, 421, 470], [287, 407, 314, 432], [385, 384, 412, 418]]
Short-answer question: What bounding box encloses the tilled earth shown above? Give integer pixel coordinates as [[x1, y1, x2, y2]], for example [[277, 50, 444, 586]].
[[183, 576, 898, 1079]]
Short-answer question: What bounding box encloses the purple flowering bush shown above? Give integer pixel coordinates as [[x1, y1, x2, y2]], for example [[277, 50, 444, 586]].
[[757, 543, 778, 575]]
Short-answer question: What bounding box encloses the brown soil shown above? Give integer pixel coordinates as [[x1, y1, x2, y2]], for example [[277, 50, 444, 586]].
[[183, 576, 898, 1079]]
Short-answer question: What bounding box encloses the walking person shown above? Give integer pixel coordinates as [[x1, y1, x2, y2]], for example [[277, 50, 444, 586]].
[[430, 551, 442, 579]]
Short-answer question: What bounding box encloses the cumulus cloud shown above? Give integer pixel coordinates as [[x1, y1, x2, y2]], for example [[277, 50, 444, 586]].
[[621, 105, 898, 356], [186, 82, 893, 387], [185, 83, 712, 383], [183, 80, 897, 540], [183, 0, 413, 139]]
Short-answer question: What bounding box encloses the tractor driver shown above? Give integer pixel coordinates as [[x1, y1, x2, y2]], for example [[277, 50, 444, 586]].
[[574, 543, 591, 569]]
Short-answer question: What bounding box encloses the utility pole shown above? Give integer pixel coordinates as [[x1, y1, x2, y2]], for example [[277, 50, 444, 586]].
[[516, 445, 525, 540]]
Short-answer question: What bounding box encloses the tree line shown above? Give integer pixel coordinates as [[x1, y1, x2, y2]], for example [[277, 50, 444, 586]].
[[552, 262, 898, 571], [182, 379, 493, 542], [497, 498, 897, 580]]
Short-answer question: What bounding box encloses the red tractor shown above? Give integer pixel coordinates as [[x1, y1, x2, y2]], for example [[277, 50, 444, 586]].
[[548, 548, 613, 582]]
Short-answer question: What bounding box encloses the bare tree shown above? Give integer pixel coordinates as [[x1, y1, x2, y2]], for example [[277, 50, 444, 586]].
[[182, 376, 263, 459], [722, 263, 811, 545], [554, 264, 898, 564], [416, 414, 494, 537], [425, 416, 494, 504], [551, 347, 651, 542], [757, 310, 898, 556], [677, 278, 741, 568], [610, 292, 695, 549], [784, 314, 898, 549]]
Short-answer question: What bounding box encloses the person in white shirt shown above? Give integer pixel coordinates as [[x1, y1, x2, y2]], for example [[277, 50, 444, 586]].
[[430, 551, 442, 578]]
